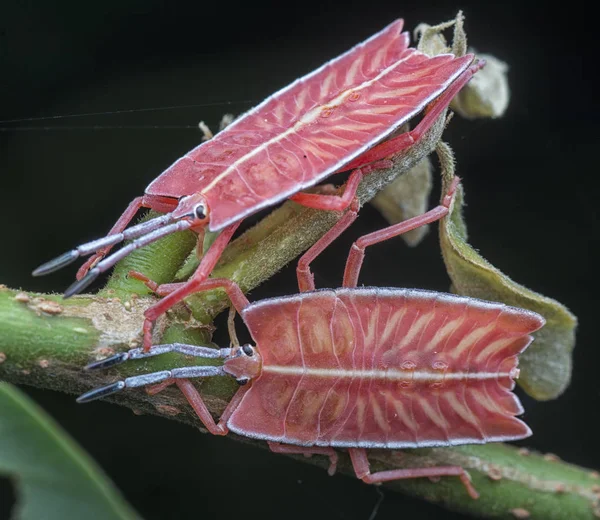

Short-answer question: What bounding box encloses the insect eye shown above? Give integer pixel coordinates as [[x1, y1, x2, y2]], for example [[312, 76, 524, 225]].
[[194, 203, 207, 220], [242, 345, 253, 356]]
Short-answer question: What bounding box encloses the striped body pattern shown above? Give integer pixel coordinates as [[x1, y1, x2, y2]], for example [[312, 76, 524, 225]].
[[146, 20, 473, 230], [231, 288, 543, 448]]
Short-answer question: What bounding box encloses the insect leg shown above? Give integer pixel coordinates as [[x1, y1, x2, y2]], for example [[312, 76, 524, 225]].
[[176, 378, 250, 436], [63, 220, 193, 297], [290, 160, 393, 212], [76, 364, 228, 403], [293, 159, 395, 291], [84, 343, 230, 371], [348, 448, 479, 500], [290, 167, 363, 211], [141, 222, 241, 350], [340, 61, 485, 171], [76, 196, 145, 280], [343, 177, 460, 288], [84, 342, 232, 399], [296, 198, 359, 292], [127, 270, 187, 296], [146, 379, 176, 395], [267, 442, 338, 476]]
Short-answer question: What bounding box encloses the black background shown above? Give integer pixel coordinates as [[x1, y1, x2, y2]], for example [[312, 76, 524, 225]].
[[0, 0, 597, 518]]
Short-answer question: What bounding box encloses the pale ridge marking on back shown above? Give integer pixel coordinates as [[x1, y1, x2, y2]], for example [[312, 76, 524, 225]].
[[378, 307, 407, 347], [281, 299, 307, 440], [442, 390, 487, 442], [200, 48, 436, 194], [263, 366, 513, 380], [421, 315, 458, 353], [428, 333, 453, 444], [365, 293, 382, 439], [417, 395, 450, 430], [384, 392, 418, 433], [370, 394, 390, 433], [264, 147, 295, 183], [351, 295, 370, 442], [450, 321, 497, 360], [315, 376, 337, 441], [469, 387, 505, 417], [328, 295, 342, 367], [339, 295, 365, 444], [328, 291, 356, 438], [321, 296, 352, 443], [363, 301, 380, 357], [480, 367, 514, 419], [391, 310, 436, 354], [314, 295, 341, 441], [474, 336, 517, 364], [207, 55, 469, 231], [442, 391, 483, 428]]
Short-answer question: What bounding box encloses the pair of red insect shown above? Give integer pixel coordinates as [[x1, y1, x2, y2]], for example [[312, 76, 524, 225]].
[[35, 19, 545, 498]]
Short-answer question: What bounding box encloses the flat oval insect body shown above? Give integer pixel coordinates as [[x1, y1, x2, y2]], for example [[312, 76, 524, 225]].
[[33, 18, 483, 352], [148, 20, 473, 230], [77, 178, 545, 499], [233, 288, 537, 448]]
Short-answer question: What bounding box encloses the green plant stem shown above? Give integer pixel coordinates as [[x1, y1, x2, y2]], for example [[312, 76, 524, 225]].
[[1, 287, 599, 519]]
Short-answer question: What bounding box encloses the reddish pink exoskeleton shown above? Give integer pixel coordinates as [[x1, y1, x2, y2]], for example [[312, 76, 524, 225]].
[[33, 18, 484, 351], [78, 178, 545, 498]]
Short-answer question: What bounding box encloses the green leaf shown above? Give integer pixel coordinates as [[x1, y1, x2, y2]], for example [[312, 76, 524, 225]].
[[0, 383, 140, 520], [437, 143, 578, 400]]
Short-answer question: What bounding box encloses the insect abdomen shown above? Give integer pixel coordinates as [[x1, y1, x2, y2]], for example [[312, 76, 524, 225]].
[[229, 288, 543, 448]]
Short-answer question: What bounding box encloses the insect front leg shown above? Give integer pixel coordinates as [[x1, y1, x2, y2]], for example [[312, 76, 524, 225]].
[[267, 442, 338, 476], [348, 448, 479, 500], [141, 222, 242, 350], [76, 196, 145, 280]]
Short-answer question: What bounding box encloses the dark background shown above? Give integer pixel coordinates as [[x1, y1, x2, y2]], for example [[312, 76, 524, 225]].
[[0, 0, 597, 518]]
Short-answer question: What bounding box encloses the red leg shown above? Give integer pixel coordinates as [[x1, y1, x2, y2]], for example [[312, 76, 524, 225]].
[[146, 378, 176, 395], [349, 448, 479, 500], [128, 270, 186, 297], [291, 160, 392, 212], [340, 62, 484, 172], [343, 177, 460, 288], [290, 167, 363, 212], [296, 198, 359, 292], [76, 197, 144, 280], [267, 442, 338, 476], [141, 221, 242, 350], [176, 379, 249, 436], [293, 160, 391, 292]]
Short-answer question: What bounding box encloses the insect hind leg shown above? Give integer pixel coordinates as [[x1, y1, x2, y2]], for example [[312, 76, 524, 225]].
[[268, 442, 338, 476], [338, 60, 485, 172], [348, 448, 479, 499]]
